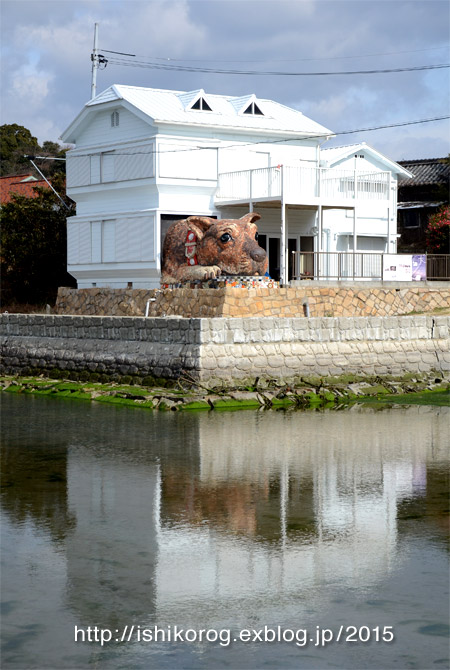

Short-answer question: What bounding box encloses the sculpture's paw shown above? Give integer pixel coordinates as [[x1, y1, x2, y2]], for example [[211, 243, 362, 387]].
[[201, 266, 222, 280]]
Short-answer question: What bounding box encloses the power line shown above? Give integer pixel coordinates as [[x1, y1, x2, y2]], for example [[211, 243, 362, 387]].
[[68, 115, 450, 158], [104, 56, 450, 76], [25, 157, 71, 210], [100, 44, 449, 64]]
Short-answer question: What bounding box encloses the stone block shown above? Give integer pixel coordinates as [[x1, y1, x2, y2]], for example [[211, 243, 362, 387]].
[[435, 325, 450, 339], [267, 356, 285, 369]]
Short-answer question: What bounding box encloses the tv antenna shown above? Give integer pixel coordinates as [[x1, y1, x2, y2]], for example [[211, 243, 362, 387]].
[[90, 23, 108, 99]]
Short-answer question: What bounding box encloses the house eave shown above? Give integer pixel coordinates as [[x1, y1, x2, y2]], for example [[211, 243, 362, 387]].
[[154, 118, 333, 140]]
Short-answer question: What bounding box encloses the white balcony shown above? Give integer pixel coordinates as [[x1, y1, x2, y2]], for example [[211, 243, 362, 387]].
[[215, 165, 391, 207]]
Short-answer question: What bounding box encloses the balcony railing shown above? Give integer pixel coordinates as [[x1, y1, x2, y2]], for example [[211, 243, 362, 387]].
[[291, 252, 450, 281], [216, 165, 391, 204]]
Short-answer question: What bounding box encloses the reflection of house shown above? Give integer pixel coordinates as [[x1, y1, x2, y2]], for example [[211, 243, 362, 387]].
[[397, 158, 450, 252], [65, 452, 159, 625], [61, 87, 411, 286], [0, 174, 49, 204], [155, 407, 446, 626]]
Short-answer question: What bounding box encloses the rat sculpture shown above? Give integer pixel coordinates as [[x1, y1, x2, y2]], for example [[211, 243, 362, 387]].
[[161, 212, 268, 284]]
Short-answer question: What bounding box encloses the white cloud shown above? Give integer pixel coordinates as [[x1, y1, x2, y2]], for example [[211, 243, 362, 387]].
[[1, 0, 449, 156], [11, 63, 54, 108]]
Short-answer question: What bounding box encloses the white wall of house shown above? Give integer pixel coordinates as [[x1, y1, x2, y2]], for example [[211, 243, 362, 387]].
[[322, 207, 390, 253], [324, 151, 394, 175], [217, 139, 319, 173], [219, 205, 316, 236], [67, 210, 158, 288], [70, 106, 154, 147]]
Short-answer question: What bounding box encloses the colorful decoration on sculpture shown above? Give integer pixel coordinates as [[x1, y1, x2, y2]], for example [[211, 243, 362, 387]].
[[184, 231, 198, 266], [161, 274, 278, 289], [161, 213, 269, 286]]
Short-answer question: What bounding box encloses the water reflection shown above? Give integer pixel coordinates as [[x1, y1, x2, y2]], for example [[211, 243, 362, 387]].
[[156, 408, 448, 627], [1, 395, 448, 669]]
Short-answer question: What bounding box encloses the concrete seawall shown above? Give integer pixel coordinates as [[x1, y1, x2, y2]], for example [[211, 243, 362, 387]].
[[1, 314, 449, 385]]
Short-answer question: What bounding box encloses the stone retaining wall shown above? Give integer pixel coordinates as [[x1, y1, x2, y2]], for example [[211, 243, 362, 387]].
[[1, 314, 449, 385], [55, 283, 450, 319]]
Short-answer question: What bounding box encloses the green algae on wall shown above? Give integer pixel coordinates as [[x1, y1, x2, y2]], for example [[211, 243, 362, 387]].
[[1, 374, 448, 411]]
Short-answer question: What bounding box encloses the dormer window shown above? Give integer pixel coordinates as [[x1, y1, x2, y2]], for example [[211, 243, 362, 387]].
[[111, 111, 120, 127], [243, 102, 264, 115], [178, 89, 214, 112], [191, 97, 212, 111]]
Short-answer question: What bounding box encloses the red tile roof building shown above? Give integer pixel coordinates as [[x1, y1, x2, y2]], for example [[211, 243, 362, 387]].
[[0, 174, 50, 204]]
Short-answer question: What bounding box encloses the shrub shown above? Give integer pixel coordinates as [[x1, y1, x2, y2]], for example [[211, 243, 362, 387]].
[[426, 206, 450, 253]]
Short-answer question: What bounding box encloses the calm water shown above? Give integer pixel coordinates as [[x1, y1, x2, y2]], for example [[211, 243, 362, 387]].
[[1, 394, 449, 670]]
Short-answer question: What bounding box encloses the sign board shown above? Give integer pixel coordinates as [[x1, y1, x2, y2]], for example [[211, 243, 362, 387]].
[[383, 254, 412, 281], [382, 254, 427, 281], [411, 254, 427, 281]]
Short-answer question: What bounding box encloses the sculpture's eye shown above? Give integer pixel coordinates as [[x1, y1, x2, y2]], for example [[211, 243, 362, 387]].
[[220, 233, 232, 243], [255, 232, 259, 241]]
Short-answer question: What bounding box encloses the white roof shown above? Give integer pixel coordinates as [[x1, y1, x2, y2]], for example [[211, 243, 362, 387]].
[[61, 85, 333, 142], [321, 143, 365, 163], [321, 142, 413, 177]]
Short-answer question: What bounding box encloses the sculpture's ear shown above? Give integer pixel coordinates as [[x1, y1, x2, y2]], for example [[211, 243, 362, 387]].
[[240, 212, 261, 224], [186, 216, 217, 234]]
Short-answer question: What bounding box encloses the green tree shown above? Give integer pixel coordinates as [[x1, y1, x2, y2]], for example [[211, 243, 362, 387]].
[[0, 124, 40, 176], [0, 124, 68, 178], [0, 173, 76, 306], [40, 141, 69, 177], [425, 205, 450, 253]]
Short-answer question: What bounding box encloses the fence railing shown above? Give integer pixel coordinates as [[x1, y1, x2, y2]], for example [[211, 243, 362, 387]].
[[291, 252, 450, 281], [427, 254, 450, 280], [216, 166, 390, 203]]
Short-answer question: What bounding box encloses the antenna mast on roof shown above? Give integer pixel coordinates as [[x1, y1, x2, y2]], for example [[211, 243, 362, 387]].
[[90, 23, 108, 99], [90, 23, 109, 99], [90, 23, 99, 99]]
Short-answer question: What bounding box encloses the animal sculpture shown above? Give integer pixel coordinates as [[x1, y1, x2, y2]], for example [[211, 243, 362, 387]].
[[161, 212, 268, 284]]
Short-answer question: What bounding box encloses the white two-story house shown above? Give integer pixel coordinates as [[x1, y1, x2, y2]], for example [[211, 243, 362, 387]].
[[61, 85, 412, 287]]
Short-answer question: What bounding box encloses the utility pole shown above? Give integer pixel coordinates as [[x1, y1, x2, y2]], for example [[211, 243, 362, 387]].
[[91, 22, 99, 99]]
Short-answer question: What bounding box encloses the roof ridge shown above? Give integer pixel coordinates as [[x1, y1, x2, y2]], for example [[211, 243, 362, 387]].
[[398, 158, 448, 163], [321, 142, 362, 151]]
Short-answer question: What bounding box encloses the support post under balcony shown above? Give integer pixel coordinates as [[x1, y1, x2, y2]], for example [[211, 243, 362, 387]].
[[280, 166, 286, 285]]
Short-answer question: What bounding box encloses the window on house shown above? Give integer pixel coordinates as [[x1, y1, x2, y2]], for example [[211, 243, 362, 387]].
[[111, 111, 120, 127], [243, 102, 264, 115], [401, 210, 421, 229], [191, 98, 212, 111]]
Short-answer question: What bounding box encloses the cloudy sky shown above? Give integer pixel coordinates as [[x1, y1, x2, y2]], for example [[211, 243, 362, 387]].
[[1, 0, 449, 160]]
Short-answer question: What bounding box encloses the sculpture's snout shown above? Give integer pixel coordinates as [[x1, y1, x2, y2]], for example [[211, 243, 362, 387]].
[[250, 246, 267, 263]]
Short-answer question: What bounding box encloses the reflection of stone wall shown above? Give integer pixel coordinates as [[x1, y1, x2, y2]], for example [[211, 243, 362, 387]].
[[56, 283, 450, 318]]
